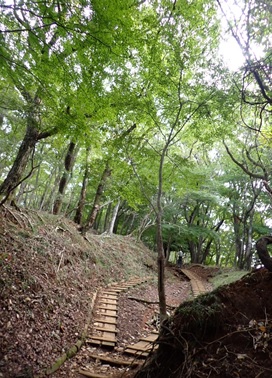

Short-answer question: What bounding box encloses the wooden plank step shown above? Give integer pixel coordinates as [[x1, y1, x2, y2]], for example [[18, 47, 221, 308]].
[[98, 299, 118, 304], [124, 341, 153, 352], [86, 339, 115, 347], [103, 289, 122, 293], [104, 289, 120, 297], [92, 329, 116, 337], [96, 310, 117, 317], [98, 295, 118, 300], [94, 327, 117, 333], [140, 334, 158, 342], [87, 335, 116, 343], [93, 322, 117, 330], [95, 313, 118, 319], [93, 318, 117, 325], [97, 304, 118, 310], [78, 369, 109, 378], [124, 348, 149, 357], [87, 353, 142, 367], [99, 292, 119, 296]]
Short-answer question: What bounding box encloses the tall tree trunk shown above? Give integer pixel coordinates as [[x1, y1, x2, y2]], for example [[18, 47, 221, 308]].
[[103, 202, 112, 233], [108, 200, 120, 234], [188, 240, 196, 263], [74, 147, 90, 225], [16, 180, 29, 205], [233, 213, 243, 267], [0, 97, 57, 205], [53, 141, 77, 215], [244, 216, 254, 270], [125, 213, 136, 235], [164, 234, 172, 265], [157, 150, 167, 321], [201, 219, 224, 264], [93, 208, 103, 231], [81, 163, 112, 235], [0, 123, 38, 203]]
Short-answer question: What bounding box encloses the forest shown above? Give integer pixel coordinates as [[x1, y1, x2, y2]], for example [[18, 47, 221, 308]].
[[1, 0, 272, 271]]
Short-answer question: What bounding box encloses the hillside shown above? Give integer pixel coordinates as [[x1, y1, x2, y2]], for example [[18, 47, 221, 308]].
[[0, 206, 158, 377], [2, 206, 272, 378], [133, 268, 272, 378]]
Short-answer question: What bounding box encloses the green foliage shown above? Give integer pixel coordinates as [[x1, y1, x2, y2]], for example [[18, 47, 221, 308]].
[[1, 0, 272, 271]]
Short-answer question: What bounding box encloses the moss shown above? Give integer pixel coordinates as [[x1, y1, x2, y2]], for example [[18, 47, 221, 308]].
[[174, 292, 222, 341]]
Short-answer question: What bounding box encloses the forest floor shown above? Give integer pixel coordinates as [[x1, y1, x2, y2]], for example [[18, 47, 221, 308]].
[[1, 206, 272, 378]]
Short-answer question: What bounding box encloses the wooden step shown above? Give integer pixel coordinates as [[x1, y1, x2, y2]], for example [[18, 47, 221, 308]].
[[140, 334, 158, 342], [86, 339, 115, 347], [87, 353, 142, 367], [87, 335, 116, 343], [97, 304, 118, 310], [94, 327, 117, 333], [124, 348, 149, 357], [99, 294, 118, 299], [96, 310, 117, 317], [124, 341, 153, 352], [98, 299, 118, 304], [93, 318, 117, 325], [78, 369, 109, 378], [103, 289, 122, 293]]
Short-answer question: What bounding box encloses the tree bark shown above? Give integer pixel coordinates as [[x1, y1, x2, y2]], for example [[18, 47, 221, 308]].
[[103, 202, 112, 232], [81, 163, 112, 235], [0, 124, 38, 202], [53, 141, 77, 215], [74, 159, 89, 224], [0, 100, 57, 205], [107, 200, 120, 234], [157, 149, 167, 321]]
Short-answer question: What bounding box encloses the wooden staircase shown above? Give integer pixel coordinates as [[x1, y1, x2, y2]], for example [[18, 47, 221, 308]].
[[79, 269, 210, 377]]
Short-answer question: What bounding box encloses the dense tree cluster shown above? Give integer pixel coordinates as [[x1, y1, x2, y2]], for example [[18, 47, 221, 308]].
[[0, 0, 271, 275]]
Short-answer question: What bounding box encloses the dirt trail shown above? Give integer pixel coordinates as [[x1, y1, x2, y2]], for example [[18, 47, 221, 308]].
[[59, 266, 211, 378]]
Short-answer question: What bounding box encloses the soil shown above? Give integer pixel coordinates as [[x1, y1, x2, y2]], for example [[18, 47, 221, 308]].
[[132, 268, 272, 378], [1, 206, 272, 378]]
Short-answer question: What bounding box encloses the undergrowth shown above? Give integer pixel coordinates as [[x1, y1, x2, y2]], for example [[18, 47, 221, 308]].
[[210, 269, 249, 288]]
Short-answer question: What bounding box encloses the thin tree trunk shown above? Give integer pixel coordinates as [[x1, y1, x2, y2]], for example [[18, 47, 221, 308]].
[[53, 141, 77, 215], [157, 149, 167, 321], [126, 213, 136, 235], [81, 163, 112, 235], [16, 180, 29, 205], [164, 234, 172, 265], [108, 200, 120, 234], [201, 219, 224, 264], [103, 202, 112, 233], [233, 213, 243, 267], [74, 148, 90, 225], [244, 212, 254, 270], [93, 208, 103, 231]]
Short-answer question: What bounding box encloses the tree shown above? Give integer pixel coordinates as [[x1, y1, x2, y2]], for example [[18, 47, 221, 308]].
[[53, 141, 78, 215], [0, 0, 144, 204]]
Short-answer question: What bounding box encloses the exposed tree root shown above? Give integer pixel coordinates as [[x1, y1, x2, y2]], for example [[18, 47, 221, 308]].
[[256, 236, 272, 271]]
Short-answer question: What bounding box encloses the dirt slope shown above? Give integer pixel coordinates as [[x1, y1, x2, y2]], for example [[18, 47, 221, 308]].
[[133, 269, 272, 378], [2, 205, 271, 378], [0, 206, 157, 378]]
